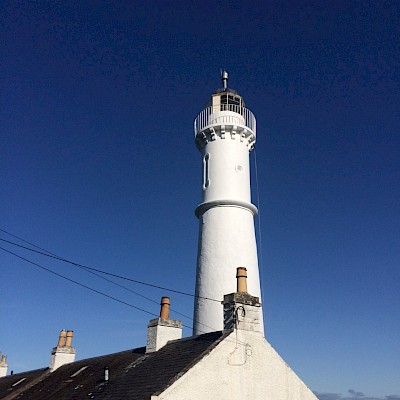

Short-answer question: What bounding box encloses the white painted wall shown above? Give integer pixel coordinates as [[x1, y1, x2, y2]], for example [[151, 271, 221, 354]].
[[0, 366, 7, 378], [201, 137, 251, 204], [0, 355, 7, 378], [153, 331, 318, 400], [146, 318, 183, 353], [49, 347, 76, 372]]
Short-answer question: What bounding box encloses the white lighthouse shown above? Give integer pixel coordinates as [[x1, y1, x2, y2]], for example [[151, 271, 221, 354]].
[[193, 72, 264, 335]]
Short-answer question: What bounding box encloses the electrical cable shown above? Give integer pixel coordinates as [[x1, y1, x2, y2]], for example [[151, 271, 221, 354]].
[[0, 236, 220, 303], [0, 228, 258, 343], [0, 237, 196, 322], [0, 230, 231, 333], [0, 229, 166, 307], [1, 246, 159, 319], [0, 228, 50, 254], [1, 245, 250, 346], [0, 246, 200, 333], [0, 238, 253, 346]]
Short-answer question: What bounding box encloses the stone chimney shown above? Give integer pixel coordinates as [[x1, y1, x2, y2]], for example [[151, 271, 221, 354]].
[[0, 354, 8, 378], [146, 297, 182, 353], [222, 267, 262, 334], [49, 329, 76, 372]]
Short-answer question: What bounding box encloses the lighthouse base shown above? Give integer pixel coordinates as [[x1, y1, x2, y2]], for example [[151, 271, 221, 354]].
[[193, 205, 264, 335]]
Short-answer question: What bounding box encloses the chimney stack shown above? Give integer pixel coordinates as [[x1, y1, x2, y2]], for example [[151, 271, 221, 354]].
[[49, 329, 76, 372], [0, 354, 8, 378], [146, 297, 182, 353], [222, 268, 262, 334]]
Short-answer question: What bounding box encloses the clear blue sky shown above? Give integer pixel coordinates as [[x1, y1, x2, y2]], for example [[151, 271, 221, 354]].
[[1, 1, 399, 399]]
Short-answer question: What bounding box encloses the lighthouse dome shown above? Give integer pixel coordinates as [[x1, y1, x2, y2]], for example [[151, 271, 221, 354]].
[[205, 71, 246, 113]]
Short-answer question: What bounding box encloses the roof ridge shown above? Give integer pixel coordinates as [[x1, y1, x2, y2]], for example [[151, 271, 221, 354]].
[[166, 330, 223, 345], [0, 367, 48, 379], [61, 346, 146, 366]]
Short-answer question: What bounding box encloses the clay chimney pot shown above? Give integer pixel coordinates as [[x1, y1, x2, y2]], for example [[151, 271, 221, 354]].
[[236, 267, 248, 293], [57, 329, 67, 347], [160, 296, 170, 319], [65, 330, 74, 348]]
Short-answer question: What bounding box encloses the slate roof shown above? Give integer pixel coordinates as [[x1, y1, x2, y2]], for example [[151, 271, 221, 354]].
[[0, 367, 48, 399], [0, 331, 226, 400]]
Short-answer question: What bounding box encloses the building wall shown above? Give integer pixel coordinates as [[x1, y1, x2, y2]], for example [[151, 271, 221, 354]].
[[154, 331, 317, 400]]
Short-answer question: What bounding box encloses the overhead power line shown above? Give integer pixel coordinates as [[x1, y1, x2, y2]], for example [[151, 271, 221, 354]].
[[0, 235, 220, 303], [0, 228, 227, 334], [0, 229, 173, 309], [0, 231, 250, 347], [1, 245, 246, 343], [1, 246, 159, 319], [0, 237, 197, 322]]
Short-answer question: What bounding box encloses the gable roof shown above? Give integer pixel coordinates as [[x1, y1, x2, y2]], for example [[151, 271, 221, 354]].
[[1, 331, 226, 400]]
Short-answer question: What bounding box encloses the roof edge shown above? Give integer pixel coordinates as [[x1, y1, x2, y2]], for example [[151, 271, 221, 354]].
[[151, 331, 231, 397], [2, 369, 51, 400]]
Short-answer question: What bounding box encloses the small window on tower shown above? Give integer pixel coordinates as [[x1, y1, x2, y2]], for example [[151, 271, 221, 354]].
[[203, 153, 210, 189]]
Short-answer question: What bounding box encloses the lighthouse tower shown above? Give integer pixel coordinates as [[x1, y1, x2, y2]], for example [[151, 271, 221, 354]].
[[193, 72, 263, 335]]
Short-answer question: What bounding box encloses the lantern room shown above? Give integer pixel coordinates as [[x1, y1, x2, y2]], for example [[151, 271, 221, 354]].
[[205, 71, 245, 114]]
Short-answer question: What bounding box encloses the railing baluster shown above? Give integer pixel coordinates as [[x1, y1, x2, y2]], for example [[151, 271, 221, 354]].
[[195, 106, 255, 137]]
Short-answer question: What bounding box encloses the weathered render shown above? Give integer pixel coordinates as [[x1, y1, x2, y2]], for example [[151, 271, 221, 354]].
[[154, 331, 317, 400]]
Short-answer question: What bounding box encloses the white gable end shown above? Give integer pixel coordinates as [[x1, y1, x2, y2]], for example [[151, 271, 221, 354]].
[[153, 331, 317, 400]]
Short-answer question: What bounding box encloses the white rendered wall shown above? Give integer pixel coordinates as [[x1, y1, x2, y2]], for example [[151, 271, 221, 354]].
[[0, 366, 7, 378], [146, 319, 183, 353], [194, 110, 263, 335], [49, 348, 76, 372], [153, 331, 318, 400], [202, 137, 251, 204]]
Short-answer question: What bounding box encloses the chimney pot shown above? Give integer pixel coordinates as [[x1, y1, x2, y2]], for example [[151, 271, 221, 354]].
[[57, 329, 67, 347], [160, 296, 170, 319], [236, 267, 248, 293], [65, 330, 74, 348]]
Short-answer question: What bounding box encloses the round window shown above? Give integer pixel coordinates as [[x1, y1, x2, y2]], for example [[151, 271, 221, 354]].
[[236, 165, 244, 173]]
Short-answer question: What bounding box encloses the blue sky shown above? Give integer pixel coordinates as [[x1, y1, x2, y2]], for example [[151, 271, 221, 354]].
[[1, 1, 399, 398]]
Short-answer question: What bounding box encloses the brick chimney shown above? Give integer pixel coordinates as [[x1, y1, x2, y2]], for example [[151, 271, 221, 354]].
[[0, 354, 8, 378], [146, 297, 182, 353], [222, 267, 262, 334], [49, 329, 76, 372]]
